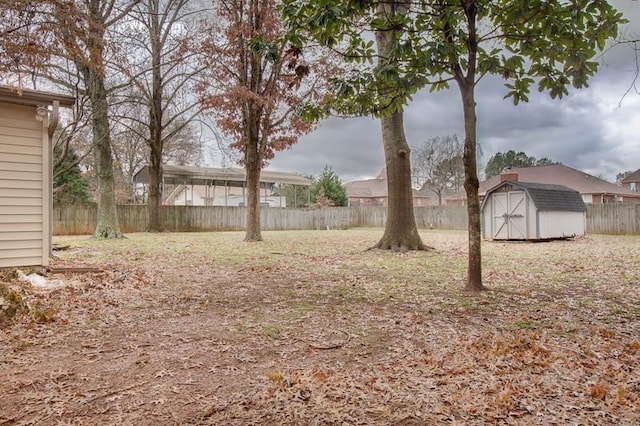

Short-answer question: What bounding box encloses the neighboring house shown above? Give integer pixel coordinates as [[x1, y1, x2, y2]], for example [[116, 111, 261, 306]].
[[345, 178, 432, 207], [164, 184, 286, 207], [134, 165, 311, 207], [481, 176, 586, 241], [0, 86, 74, 268], [621, 168, 640, 193], [447, 164, 640, 205]]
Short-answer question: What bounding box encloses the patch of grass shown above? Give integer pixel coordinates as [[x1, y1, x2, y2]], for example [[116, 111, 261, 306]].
[[279, 303, 316, 322], [610, 307, 640, 321], [576, 297, 595, 307], [459, 299, 476, 310], [263, 324, 281, 340], [513, 320, 538, 330]]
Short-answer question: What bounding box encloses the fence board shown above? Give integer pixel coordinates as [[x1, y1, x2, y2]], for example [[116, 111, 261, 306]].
[[53, 203, 639, 235]]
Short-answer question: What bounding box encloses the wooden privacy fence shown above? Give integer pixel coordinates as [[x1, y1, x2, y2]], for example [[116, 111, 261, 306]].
[[53, 204, 640, 235], [586, 203, 640, 235]]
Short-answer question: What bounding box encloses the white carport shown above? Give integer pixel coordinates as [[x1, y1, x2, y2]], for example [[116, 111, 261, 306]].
[[133, 165, 312, 207]]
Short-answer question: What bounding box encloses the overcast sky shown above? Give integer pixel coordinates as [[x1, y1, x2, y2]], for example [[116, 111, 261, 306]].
[[263, 2, 640, 183]]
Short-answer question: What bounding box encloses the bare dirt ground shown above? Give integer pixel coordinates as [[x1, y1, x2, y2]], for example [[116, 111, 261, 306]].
[[1, 229, 639, 425]]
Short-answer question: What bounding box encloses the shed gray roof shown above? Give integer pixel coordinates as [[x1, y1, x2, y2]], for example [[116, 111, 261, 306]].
[[485, 181, 587, 212]]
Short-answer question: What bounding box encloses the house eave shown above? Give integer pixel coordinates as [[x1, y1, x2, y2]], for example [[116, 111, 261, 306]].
[[0, 86, 75, 107]]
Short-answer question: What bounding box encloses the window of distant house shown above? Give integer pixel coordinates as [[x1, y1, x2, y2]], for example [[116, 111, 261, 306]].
[[631, 182, 637, 192]]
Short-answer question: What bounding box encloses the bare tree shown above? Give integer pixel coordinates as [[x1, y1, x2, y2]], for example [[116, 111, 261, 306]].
[[110, 99, 203, 204], [0, 0, 50, 84], [48, 0, 142, 238], [412, 135, 464, 206], [115, 0, 207, 230]]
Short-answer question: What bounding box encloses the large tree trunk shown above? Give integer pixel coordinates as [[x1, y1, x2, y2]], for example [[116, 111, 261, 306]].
[[372, 2, 427, 252], [454, 1, 485, 291], [147, 4, 164, 232], [91, 74, 122, 239], [87, 3, 122, 240], [148, 143, 163, 231], [373, 112, 428, 251], [244, 146, 262, 242], [459, 87, 485, 291]]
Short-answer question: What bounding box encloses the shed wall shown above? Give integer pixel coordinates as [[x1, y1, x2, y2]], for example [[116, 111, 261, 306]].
[[0, 104, 47, 267], [538, 210, 585, 239], [481, 189, 537, 240]]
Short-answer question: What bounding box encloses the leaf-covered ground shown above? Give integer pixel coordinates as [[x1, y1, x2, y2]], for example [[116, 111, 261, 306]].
[[1, 229, 639, 425]]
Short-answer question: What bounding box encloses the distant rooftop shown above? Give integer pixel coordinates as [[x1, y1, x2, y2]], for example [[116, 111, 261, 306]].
[[345, 177, 430, 198], [480, 164, 638, 196], [449, 164, 640, 200], [134, 165, 312, 187], [621, 168, 640, 184]]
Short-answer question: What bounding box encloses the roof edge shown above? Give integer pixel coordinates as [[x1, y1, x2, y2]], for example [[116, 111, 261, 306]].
[[0, 86, 75, 107], [487, 180, 580, 194], [621, 168, 640, 183], [134, 165, 313, 187]]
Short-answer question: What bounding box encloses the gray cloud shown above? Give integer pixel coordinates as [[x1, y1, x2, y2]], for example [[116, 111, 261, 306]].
[[269, 116, 385, 181]]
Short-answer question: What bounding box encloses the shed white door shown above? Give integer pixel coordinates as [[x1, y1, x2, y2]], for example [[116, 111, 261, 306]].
[[492, 191, 526, 239]]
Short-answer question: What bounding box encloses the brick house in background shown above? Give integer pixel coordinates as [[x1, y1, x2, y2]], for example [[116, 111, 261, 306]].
[[446, 164, 640, 205], [345, 178, 432, 207], [621, 168, 640, 193]]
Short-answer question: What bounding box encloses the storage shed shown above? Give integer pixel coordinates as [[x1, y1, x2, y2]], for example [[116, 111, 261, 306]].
[[481, 177, 586, 241], [0, 86, 75, 268]]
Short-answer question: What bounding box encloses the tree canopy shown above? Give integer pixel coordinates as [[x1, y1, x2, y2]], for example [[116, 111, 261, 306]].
[[485, 150, 557, 179], [53, 145, 93, 205], [283, 0, 625, 290]]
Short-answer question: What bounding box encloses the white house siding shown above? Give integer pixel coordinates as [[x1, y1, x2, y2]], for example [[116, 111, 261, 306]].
[[538, 210, 585, 239], [0, 104, 48, 267]]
